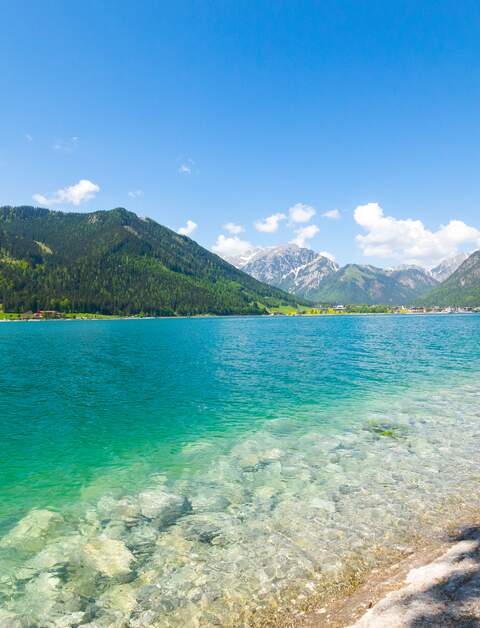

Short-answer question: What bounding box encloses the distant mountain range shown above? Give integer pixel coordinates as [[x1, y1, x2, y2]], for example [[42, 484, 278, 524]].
[[0, 206, 299, 316], [419, 251, 480, 307], [311, 264, 439, 305], [228, 244, 477, 305], [1, 207, 478, 312]]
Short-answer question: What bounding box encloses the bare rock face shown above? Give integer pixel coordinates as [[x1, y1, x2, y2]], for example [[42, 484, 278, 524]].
[[0, 509, 63, 552], [233, 244, 439, 303], [236, 244, 339, 297], [431, 251, 471, 282]]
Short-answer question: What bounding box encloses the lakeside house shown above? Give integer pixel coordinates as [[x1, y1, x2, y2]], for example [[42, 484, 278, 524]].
[[33, 310, 64, 320]]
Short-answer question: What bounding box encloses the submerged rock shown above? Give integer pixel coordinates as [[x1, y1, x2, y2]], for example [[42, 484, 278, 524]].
[[19, 572, 82, 623], [125, 524, 158, 559], [191, 492, 231, 513], [97, 582, 139, 616], [138, 489, 191, 528], [15, 536, 81, 581], [0, 509, 63, 552], [310, 497, 336, 513], [82, 536, 135, 577], [184, 519, 222, 544], [97, 495, 141, 528], [0, 608, 23, 628]]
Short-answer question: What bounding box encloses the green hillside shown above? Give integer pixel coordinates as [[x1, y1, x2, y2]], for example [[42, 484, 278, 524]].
[[419, 250, 480, 307], [0, 206, 300, 316], [308, 264, 437, 305]]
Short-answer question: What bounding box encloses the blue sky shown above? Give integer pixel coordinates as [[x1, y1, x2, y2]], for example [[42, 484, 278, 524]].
[[1, 1, 480, 267]]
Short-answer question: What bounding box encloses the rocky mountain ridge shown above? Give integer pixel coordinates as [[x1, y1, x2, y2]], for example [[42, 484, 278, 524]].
[[227, 244, 465, 304]]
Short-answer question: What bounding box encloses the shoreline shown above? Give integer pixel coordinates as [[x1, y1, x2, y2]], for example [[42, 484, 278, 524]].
[[319, 517, 480, 627], [0, 310, 476, 323], [269, 504, 480, 627]]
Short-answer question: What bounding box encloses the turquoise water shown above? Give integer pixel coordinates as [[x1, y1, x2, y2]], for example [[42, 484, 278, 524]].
[[1, 315, 480, 625]]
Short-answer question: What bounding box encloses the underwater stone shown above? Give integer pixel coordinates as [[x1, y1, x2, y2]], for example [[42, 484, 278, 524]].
[[183, 519, 222, 544], [96, 496, 141, 527], [97, 582, 138, 616], [138, 490, 191, 527], [191, 492, 231, 513], [19, 572, 63, 622], [0, 509, 63, 552], [82, 536, 135, 577], [125, 524, 158, 559], [15, 537, 80, 581], [0, 609, 23, 628], [310, 497, 336, 513], [51, 611, 86, 627]]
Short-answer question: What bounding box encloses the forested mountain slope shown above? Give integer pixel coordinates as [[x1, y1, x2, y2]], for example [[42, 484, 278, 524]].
[[0, 206, 299, 315], [308, 264, 438, 305], [420, 250, 480, 307]]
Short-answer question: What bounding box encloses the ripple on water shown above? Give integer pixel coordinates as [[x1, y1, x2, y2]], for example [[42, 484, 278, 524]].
[[1, 378, 480, 626]]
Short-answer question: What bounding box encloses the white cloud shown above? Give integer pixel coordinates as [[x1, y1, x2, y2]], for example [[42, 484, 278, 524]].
[[291, 224, 320, 247], [223, 222, 244, 235], [178, 219, 198, 237], [254, 212, 286, 233], [289, 203, 316, 224], [33, 179, 100, 207], [53, 136, 79, 152], [322, 209, 341, 220], [354, 202, 480, 266], [212, 234, 252, 258], [320, 250, 336, 261], [128, 189, 144, 198]]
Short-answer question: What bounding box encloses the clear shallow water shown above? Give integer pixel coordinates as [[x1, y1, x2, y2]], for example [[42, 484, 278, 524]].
[[0, 315, 480, 626]]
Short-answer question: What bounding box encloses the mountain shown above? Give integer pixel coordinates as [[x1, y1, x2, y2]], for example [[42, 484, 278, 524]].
[[307, 264, 438, 305], [231, 244, 339, 298], [387, 266, 438, 295], [419, 250, 480, 307], [224, 247, 264, 269], [229, 244, 437, 304], [431, 252, 471, 282], [280, 254, 340, 297], [0, 206, 300, 316]]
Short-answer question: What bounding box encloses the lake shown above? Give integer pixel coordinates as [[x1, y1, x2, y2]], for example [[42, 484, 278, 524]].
[[1, 315, 480, 625]]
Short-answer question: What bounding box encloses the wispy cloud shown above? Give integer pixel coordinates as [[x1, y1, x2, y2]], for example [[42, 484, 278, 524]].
[[178, 219, 198, 237], [289, 203, 316, 224], [178, 158, 195, 175], [25, 133, 33, 143], [291, 224, 320, 247], [322, 209, 341, 219], [354, 202, 480, 266], [223, 222, 244, 235], [53, 136, 79, 153], [254, 212, 286, 233], [33, 179, 100, 207], [128, 189, 144, 199]]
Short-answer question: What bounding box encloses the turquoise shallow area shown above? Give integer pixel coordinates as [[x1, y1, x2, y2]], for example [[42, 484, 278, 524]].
[[1, 314, 479, 529], [1, 315, 480, 625]]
